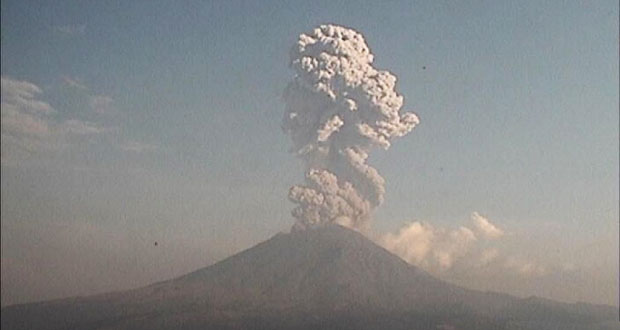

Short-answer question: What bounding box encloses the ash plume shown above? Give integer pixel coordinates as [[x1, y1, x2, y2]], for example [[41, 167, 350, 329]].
[[283, 25, 419, 231]]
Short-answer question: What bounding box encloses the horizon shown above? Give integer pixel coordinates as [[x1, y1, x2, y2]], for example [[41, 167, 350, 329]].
[[1, 0, 618, 309]]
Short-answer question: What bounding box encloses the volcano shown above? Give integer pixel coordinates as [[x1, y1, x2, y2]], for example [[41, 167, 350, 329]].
[[1, 225, 618, 330]]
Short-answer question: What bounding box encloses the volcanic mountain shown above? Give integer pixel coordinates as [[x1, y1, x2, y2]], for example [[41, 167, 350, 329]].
[[1, 225, 618, 330]]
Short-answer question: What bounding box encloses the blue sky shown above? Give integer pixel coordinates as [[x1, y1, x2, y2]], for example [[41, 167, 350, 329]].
[[1, 1, 618, 306]]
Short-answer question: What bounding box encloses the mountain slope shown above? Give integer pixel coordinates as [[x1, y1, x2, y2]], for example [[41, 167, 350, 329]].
[[2, 225, 618, 330]]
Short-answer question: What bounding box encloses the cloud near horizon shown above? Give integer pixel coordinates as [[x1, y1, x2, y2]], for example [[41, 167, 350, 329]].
[[379, 212, 547, 279]]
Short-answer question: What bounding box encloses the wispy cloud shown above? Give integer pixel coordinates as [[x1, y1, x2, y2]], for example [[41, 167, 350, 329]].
[[1, 76, 105, 164], [61, 76, 88, 90], [60, 77, 118, 115], [61, 119, 104, 135], [503, 256, 547, 277], [53, 24, 86, 36], [89, 95, 115, 114], [120, 141, 159, 153], [2, 106, 51, 138], [1, 77, 54, 115]]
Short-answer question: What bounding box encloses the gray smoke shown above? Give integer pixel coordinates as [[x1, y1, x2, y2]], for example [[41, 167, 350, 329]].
[[283, 25, 419, 231]]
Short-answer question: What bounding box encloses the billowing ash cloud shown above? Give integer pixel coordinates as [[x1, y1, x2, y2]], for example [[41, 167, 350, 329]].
[[283, 24, 419, 231]]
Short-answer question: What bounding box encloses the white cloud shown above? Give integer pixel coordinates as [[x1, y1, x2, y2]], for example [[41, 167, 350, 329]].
[[53, 24, 86, 36], [61, 119, 104, 135], [2, 105, 51, 138], [1, 77, 54, 115], [471, 212, 504, 239], [60, 78, 117, 115], [120, 141, 159, 153], [432, 226, 477, 270], [61, 76, 88, 90], [89, 95, 115, 114], [1, 76, 106, 163], [504, 256, 547, 277], [379, 212, 548, 281], [380, 221, 477, 272], [381, 222, 434, 265]]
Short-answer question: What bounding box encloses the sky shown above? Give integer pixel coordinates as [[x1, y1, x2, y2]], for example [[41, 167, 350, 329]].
[[1, 0, 618, 307]]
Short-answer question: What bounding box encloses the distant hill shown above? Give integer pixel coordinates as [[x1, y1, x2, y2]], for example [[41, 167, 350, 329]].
[[2, 225, 618, 329]]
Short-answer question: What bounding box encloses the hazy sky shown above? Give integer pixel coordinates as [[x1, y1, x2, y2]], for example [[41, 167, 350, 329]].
[[1, 1, 618, 307]]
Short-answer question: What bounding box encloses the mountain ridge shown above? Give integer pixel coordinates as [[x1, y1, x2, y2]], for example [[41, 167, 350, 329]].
[[2, 224, 618, 330]]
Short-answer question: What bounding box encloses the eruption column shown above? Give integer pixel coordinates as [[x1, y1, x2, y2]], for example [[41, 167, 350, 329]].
[[283, 24, 419, 231]]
